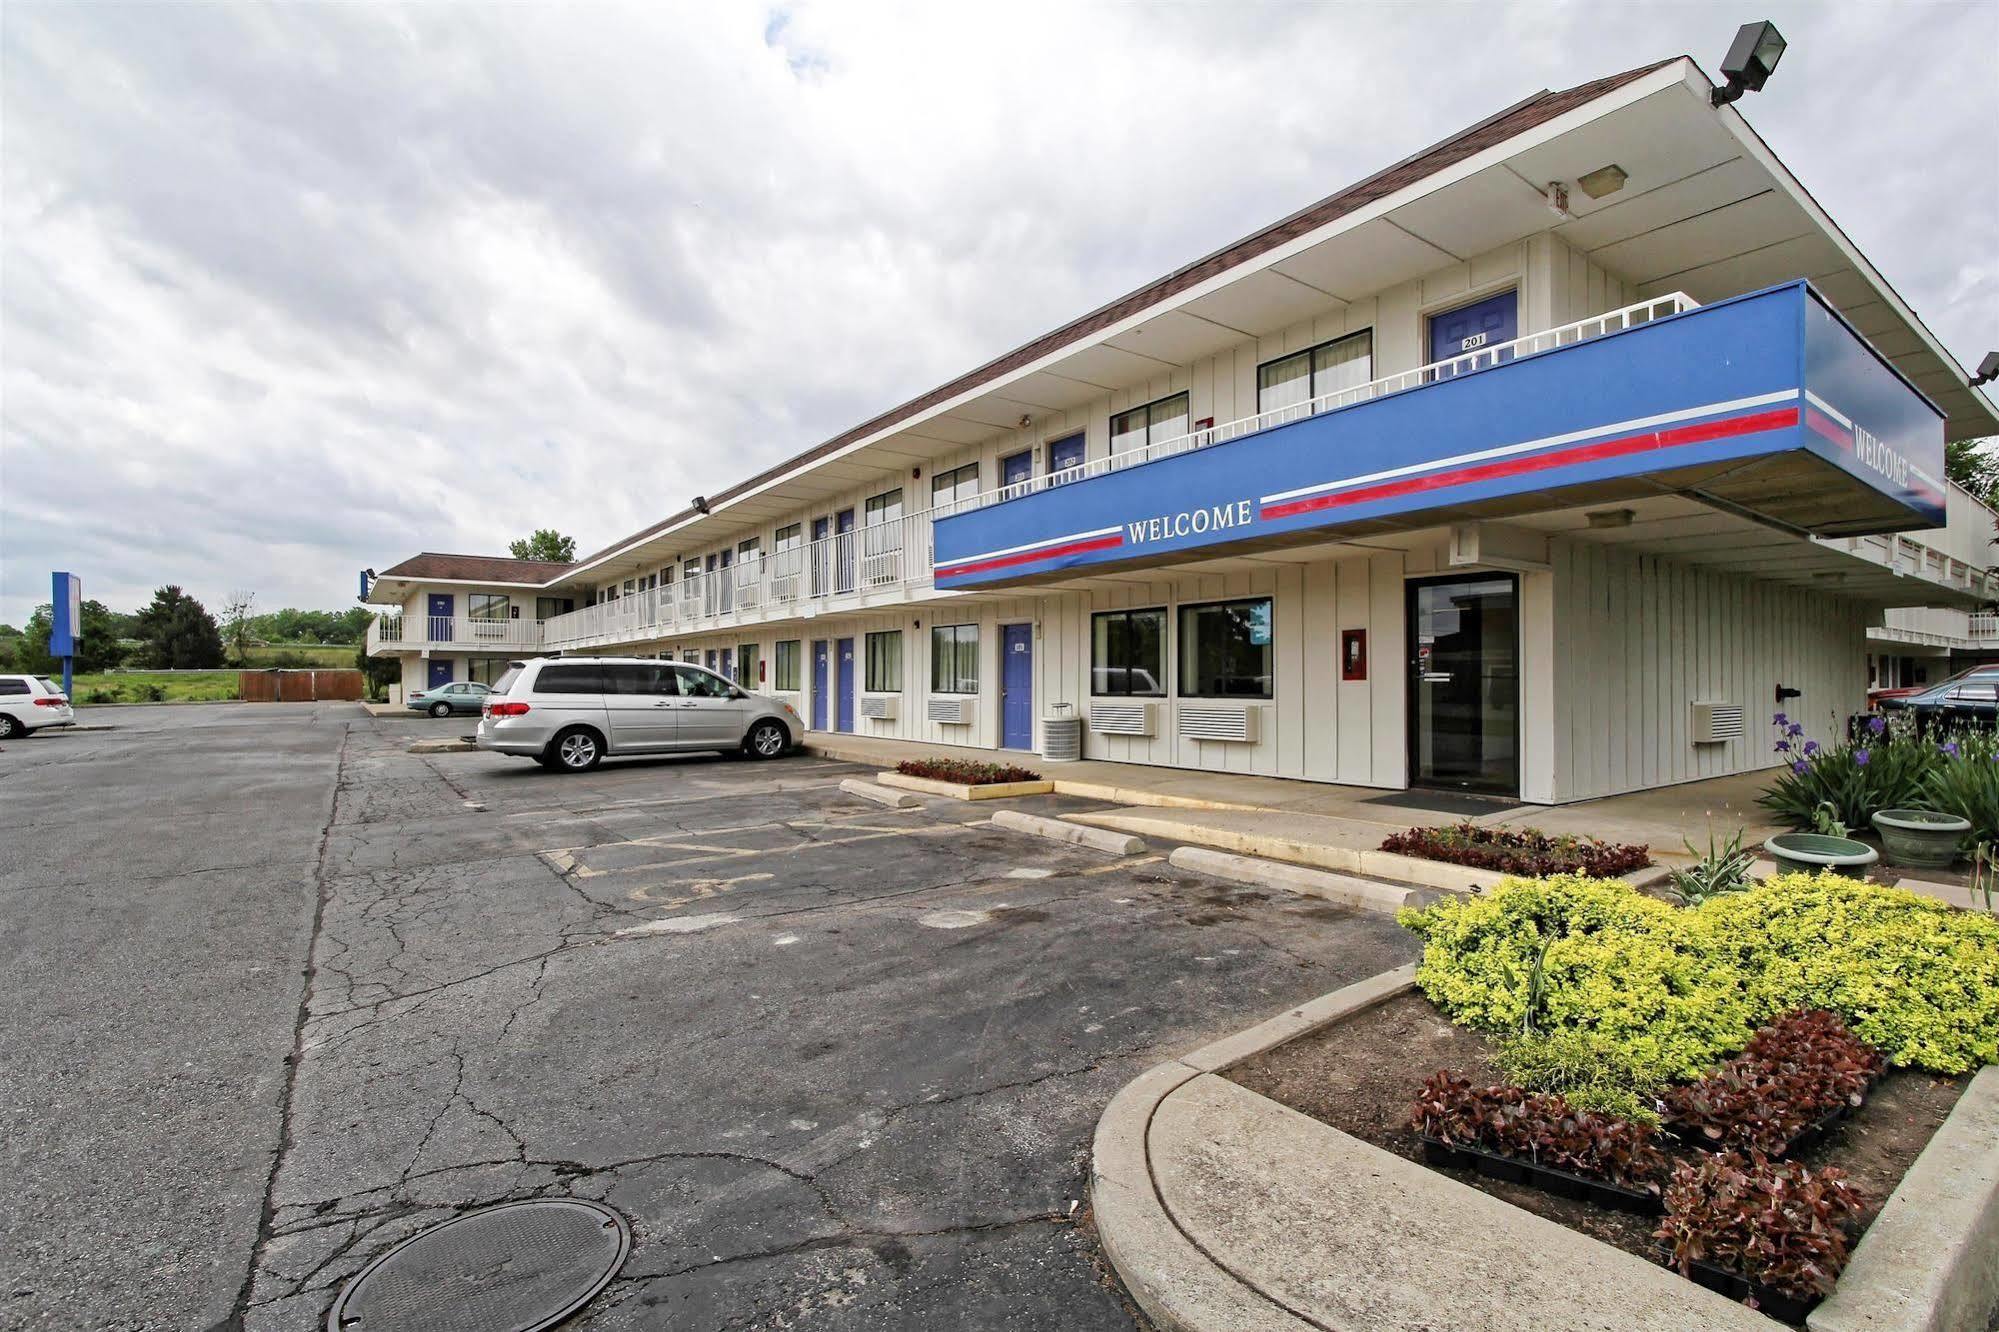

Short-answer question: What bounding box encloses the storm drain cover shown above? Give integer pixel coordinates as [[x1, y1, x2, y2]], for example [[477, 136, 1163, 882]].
[[326, 1198, 630, 1332]]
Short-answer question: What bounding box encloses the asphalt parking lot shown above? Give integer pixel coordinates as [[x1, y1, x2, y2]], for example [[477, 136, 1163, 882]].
[[1, 705, 1417, 1330]]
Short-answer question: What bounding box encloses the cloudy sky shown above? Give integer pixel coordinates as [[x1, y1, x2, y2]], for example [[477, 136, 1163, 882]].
[[2, 1, 1994, 626]]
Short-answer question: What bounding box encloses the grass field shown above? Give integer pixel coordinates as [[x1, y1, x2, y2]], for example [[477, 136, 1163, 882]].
[[242, 643, 357, 668], [67, 671, 242, 704]]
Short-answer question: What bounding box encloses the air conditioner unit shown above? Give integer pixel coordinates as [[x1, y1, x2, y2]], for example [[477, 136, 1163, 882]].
[[860, 694, 899, 721], [1089, 701, 1156, 737], [927, 696, 975, 725], [1690, 700, 1744, 744], [1178, 705, 1260, 743]]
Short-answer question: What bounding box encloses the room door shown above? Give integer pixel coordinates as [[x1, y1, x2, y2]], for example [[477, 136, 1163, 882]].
[[1001, 623, 1034, 750], [427, 593, 454, 642], [835, 637, 856, 733], [811, 640, 830, 730], [1428, 290, 1517, 377], [1406, 575, 1518, 796], [426, 658, 454, 690]]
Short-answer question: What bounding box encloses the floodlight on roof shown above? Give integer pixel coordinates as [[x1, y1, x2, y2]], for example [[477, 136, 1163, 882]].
[[1972, 352, 1999, 388], [1712, 20, 1787, 106]]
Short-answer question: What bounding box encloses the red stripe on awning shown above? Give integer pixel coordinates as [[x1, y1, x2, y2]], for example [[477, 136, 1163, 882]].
[[936, 533, 1124, 580]]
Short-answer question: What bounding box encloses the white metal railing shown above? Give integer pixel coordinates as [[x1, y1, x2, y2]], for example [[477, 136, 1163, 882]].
[[1966, 612, 1998, 640], [967, 292, 1699, 512], [367, 613, 546, 654], [533, 293, 1698, 651]]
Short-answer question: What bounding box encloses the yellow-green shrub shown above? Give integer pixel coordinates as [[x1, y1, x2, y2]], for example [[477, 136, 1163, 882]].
[[1400, 871, 1999, 1090]]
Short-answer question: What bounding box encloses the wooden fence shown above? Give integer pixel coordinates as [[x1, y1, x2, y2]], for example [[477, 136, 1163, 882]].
[[237, 669, 365, 702]]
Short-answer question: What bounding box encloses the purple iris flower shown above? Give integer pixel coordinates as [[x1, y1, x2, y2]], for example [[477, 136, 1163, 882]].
[[1787, 723, 1804, 738], [1856, 748, 1872, 766], [1793, 760, 1808, 775], [1868, 715, 1887, 735], [1773, 712, 1788, 726], [1776, 739, 1792, 754], [1803, 740, 1820, 756], [1942, 741, 1961, 757]]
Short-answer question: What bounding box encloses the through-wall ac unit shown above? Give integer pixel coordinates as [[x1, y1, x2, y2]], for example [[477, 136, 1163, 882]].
[[1690, 700, 1744, 744], [860, 694, 899, 721], [1089, 701, 1156, 737], [1177, 705, 1260, 743], [927, 696, 974, 725]]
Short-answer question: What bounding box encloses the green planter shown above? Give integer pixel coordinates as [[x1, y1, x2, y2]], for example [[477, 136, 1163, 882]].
[[1870, 809, 1970, 868], [1764, 832, 1879, 874]]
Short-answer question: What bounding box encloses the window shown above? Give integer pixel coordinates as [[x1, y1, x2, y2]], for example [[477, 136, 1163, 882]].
[[1091, 609, 1166, 696], [535, 597, 574, 620], [1178, 598, 1273, 699], [468, 593, 511, 639], [736, 644, 757, 687], [931, 463, 979, 511], [1257, 330, 1373, 415], [0, 679, 29, 696], [930, 624, 978, 694], [672, 665, 735, 698], [603, 663, 673, 695], [467, 659, 509, 686], [491, 664, 524, 695], [774, 640, 802, 692], [1109, 392, 1189, 456], [535, 663, 605, 694], [865, 631, 903, 692]]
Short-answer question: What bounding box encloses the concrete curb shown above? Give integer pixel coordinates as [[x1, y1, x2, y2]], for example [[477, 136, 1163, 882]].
[[35, 724, 119, 734], [1068, 810, 1504, 894], [1808, 1064, 1999, 1332], [838, 777, 922, 809], [1166, 846, 1440, 915], [990, 809, 1143, 855], [876, 771, 1055, 801], [409, 738, 478, 754], [1090, 967, 1417, 1332]]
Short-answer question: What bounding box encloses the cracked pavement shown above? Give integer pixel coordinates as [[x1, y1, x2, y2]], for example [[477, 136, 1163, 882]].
[[3, 704, 1418, 1329]]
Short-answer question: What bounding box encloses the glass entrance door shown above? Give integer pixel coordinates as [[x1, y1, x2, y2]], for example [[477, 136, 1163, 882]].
[[1407, 575, 1518, 795]]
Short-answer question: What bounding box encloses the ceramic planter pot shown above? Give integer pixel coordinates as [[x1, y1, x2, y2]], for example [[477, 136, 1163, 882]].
[[1763, 832, 1879, 873], [1870, 809, 1970, 868]]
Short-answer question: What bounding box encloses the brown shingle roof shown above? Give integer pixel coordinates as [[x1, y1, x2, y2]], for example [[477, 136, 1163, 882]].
[[564, 58, 1681, 571], [377, 552, 578, 584]]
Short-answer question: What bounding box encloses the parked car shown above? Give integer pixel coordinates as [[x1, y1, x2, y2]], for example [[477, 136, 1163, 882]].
[[1873, 677, 1999, 733], [476, 657, 802, 772], [407, 681, 491, 718], [1868, 662, 1999, 708], [0, 674, 75, 738]]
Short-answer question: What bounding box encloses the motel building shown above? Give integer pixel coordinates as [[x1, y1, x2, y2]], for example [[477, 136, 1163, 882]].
[[363, 52, 1999, 805]]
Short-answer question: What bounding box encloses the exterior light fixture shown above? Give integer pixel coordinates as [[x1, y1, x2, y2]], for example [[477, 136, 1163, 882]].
[[1972, 351, 1999, 387], [1586, 508, 1636, 529], [691, 495, 710, 514], [1712, 20, 1787, 106], [1544, 182, 1572, 220], [1576, 164, 1628, 200], [1017, 414, 1033, 430]]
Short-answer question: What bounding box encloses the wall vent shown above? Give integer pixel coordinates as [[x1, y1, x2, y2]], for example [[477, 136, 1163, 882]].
[[860, 694, 899, 721], [1178, 705, 1259, 743], [927, 696, 974, 725], [1690, 700, 1744, 744], [1089, 701, 1156, 737]]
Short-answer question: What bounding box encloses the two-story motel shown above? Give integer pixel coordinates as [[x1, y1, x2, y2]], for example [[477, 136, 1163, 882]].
[[363, 53, 1999, 804]]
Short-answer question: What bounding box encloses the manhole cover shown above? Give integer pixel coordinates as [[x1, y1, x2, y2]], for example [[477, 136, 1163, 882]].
[[326, 1198, 630, 1332]]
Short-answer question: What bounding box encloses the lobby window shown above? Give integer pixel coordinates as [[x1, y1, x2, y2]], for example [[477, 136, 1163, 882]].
[[865, 630, 903, 692], [1110, 391, 1189, 456], [1091, 608, 1166, 696], [1178, 598, 1273, 699], [467, 658, 508, 685], [774, 640, 802, 692], [930, 624, 978, 694], [1257, 330, 1373, 415], [931, 463, 979, 511]]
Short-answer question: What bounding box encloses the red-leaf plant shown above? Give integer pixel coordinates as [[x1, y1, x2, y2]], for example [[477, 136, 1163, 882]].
[[1410, 1071, 1670, 1194], [1656, 1152, 1868, 1302], [1662, 1010, 1886, 1155], [893, 758, 1042, 785], [1380, 821, 1651, 877]]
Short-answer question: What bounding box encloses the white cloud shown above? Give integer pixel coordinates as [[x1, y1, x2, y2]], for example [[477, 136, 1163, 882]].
[[3, 0, 1994, 624]]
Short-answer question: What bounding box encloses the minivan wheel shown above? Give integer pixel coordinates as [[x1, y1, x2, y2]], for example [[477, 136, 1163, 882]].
[[745, 720, 788, 760], [548, 727, 604, 772], [0, 715, 23, 739], [428, 701, 452, 718]]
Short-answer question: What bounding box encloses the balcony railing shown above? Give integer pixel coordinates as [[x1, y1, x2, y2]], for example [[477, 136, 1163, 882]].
[[535, 292, 1700, 651], [367, 613, 546, 655]]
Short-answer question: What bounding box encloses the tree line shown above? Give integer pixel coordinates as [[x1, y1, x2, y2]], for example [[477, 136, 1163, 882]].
[[0, 588, 376, 675]]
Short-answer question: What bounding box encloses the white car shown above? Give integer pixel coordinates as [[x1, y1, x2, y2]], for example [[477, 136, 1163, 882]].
[[0, 674, 75, 738]]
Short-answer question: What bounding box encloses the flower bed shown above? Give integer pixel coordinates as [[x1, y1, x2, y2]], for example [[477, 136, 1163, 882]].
[[1658, 1151, 1868, 1322], [1378, 821, 1651, 877], [1411, 1071, 1669, 1211], [1662, 1010, 1885, 1157], [892, 758, 1041, 786]]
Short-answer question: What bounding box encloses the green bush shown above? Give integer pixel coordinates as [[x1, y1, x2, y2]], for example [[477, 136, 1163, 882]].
[[1493, 1030, 1663, 1124], [1923, 728, 1999, 846], [1757, 711, 1936, 830], [1401, 871, 1999, 1097]]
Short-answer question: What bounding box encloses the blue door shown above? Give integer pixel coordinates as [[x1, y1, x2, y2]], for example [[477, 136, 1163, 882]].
[[427, 658, 454, 690], [719, 647, 733, 682], [1047, 434, 1084, 482], [1001, 623, 1033, 750], [836, 637, 855, 733], [811, 516, 831, 597], [1002, 450, 1033, 490], [427, 593, 454, 641], [811, 640, 830, 730], [835, 510, 855, 593], [1429, 291, 1517, 377]]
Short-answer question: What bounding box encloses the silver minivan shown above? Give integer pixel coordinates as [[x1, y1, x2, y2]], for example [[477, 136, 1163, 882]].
[[477, 657, 802, 772]]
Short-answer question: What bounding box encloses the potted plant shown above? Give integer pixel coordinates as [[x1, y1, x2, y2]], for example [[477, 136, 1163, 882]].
[[1764, 802, 1878, 873], [1870, 807, 1970, 867]]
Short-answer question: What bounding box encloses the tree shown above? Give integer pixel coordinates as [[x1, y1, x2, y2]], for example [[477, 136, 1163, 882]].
[[221, 590, 257, 665], [133, 586, 225, 669], [19, 599, 127, 674], [1946, 436, 1998, 506], [355, 641, 399, 701], [509, 529, 577, 563]]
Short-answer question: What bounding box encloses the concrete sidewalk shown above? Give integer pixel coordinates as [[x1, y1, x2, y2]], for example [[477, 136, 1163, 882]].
[[803, 731, 1782, 856]]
